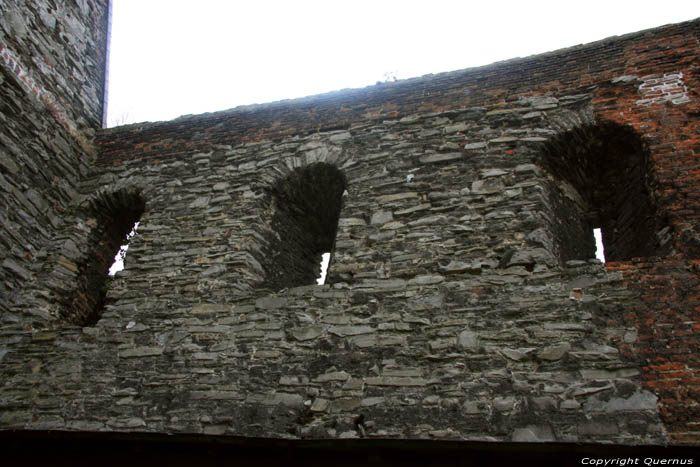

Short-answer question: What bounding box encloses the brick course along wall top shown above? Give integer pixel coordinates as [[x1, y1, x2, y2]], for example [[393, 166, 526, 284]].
[[1, 4, 700, 449]]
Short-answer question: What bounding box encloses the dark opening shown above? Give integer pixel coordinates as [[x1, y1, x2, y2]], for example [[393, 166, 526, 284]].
[[263, 163, 346, 290], [540, 122, 667, 263], [68, 192, 144, 326]]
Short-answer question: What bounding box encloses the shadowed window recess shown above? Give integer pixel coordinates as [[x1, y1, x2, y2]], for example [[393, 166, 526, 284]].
[[263, 163, 346, 290], [68, 192, 144, 326], [540, 122, 668, 264]]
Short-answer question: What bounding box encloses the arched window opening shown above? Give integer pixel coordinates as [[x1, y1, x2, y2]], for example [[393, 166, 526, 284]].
[[69, 192, 144, 326], [540, 122, 667, 264], [264, 163, 346, 290]]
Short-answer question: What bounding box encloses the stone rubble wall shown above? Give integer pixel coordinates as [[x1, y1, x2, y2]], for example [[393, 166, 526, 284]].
[[0, 92, 688, 444], [1, 12, 699, 446], [0, 259, 666, 443], [0, 1, 109, 324], [0, 0, 109, 132]]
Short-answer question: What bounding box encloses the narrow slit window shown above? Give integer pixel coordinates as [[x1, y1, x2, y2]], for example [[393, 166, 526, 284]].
[[593, 228, 606, 263], [317, 252, 331, 285], [109, 221, 140, 275]]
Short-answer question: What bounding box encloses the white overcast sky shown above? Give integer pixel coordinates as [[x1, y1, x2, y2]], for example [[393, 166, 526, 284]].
[[106, 1, 700, 126]]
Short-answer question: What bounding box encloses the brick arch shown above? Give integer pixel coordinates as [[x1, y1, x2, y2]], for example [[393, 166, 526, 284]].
[[592, 74, 700, 259], [256, 139, 356, 186], [86, 175, 157, 212], [538, 120, 669, 263]]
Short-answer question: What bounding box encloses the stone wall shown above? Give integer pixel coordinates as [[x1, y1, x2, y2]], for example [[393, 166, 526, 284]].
[[1, 12, 699, 446], [0, 0, 110, 324], [0, 0, 109, 132]]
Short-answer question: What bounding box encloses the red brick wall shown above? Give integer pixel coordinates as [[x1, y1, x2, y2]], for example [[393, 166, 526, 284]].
[[604, 260, 700, 443], [593, 48, 699, 439]]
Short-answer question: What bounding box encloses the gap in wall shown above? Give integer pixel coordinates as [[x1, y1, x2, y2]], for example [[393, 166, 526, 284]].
[[264, 163, 346, 290], [317, 252, 331, 285], [593, 227, 606, 262], [68, 193, 145, 326], [109, 221, 140, 275], [540, 122, 667, 264]]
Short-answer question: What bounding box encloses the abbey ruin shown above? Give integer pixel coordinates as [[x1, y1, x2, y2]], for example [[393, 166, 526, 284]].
[[1, 1, 699, 461]]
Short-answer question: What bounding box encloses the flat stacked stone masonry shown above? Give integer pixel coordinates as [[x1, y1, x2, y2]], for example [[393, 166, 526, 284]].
[[1, 6, 699, 447], [1, 0, 109, 325]]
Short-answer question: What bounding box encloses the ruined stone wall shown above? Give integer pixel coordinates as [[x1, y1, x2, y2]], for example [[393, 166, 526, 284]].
[[1, 16, 699, 446], [0, 1, 110, 322], [0, 0, 109, 131]]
